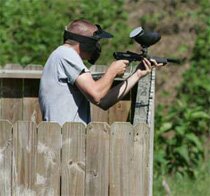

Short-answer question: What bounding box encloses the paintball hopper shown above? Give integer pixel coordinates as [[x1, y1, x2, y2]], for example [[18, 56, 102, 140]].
[[129, 27, 161, 48], [113, 26, 182, 65]]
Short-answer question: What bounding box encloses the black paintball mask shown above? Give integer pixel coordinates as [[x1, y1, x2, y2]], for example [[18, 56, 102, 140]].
[[63, 24, 113, 64]]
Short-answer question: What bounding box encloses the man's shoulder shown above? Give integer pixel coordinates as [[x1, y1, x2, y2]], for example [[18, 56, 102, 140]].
[[53, 45, 81, 61], [55, 45, 76, 55]]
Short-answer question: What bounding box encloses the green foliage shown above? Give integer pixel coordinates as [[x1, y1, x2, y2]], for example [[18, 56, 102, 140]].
[[0, 0, 67, 65], [0, 0, 130, 66], [154, 159, 210, 196], [154, 0, 210, 177]]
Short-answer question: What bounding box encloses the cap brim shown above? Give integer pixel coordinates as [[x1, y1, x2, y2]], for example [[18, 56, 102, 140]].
[[98, 30, 113, 38], [94, 24, 113, 39]]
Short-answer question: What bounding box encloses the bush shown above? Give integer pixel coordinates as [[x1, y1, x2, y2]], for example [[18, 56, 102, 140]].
[[0, 0, 130, 66], [0, 0, 67, 65], [154, 0, 210, 177]]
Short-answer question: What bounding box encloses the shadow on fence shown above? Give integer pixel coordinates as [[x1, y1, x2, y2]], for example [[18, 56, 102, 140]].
[[0, 120, 150, 196]]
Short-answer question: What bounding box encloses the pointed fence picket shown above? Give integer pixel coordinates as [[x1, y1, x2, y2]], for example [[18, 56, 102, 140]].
[[0, 120, 150, 196]]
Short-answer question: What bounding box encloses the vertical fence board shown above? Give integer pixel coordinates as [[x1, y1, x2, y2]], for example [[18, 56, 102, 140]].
[[1, 64, 23, 123], [12, 121, 37, 195], [133, 123, 150, 196], [23, 97, 42, 123], [0, 120, 12, 196], [23, 79, 42, 124], [0, 73, 2, 119], [61, 122, 86, 196], [133, 74, 151, 124], [91, 104, 109, 122], [36, 122, 61, 196], [109, 122, 134, 196], [108, 101, 131, 124], [23, 65, 42, 124], [86, 122, 110, 196], [1, 79, 23, 123]]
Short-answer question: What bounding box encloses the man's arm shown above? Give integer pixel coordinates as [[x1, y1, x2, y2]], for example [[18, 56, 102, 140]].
[[98, 58, 155, 110], [75, 60, 129, 105]]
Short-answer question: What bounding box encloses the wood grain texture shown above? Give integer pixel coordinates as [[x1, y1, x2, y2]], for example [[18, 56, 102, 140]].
[[61, 122, 86, 196], [0, 64, 42, 79], [109, 122, 134, 196], [133, 74, 151, 124], [1, 78, 23, 123], [134, 123, 150, 196], [0, 120, 12, 196], [90, 104, 109, 122], [12, 121, 37, 195], [0, 77, 2, 119], [108, 101, 131, 124], [22, 64, 42, 124], [36, 122, 61, 196], [23, 79, 42, 124], [86, 122, 110, 196]]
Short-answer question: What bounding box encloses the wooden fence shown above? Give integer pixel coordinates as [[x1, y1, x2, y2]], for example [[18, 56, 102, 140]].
[[0, 64, 155, 196], [0, 120, 150, 196]]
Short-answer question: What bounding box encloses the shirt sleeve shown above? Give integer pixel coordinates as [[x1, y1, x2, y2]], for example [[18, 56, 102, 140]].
[[58, 47, 89, 85]]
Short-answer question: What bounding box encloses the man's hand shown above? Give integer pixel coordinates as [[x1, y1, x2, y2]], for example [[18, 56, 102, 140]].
[[107, 60, 129, 77], [136, 58, 164, 78]]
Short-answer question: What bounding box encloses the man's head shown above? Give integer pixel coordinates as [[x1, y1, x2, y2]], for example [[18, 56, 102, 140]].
[[66, 19, 97, 38], [63, 19, 113, 64]]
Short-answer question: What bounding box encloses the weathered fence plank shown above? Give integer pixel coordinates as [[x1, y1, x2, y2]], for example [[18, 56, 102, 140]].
[[36, 122, 61, 196], [1, 65, 23, 123], [12, 121, 37, 195], [134, 123, 150, 196], [86, 122, 110, 196], [61, 122, 86, 196], [90, 104, 109, 122], [108, 101, 131, 124], [133, 74, 151, 124], [0, 71, 2, 118], [109, 122, 134, 196], [0, 120, 12, 196], [91, 101, 131, 124], [133, 70, 155, 196], [1, 79, 23, 123], [23, 65, 42, 124]]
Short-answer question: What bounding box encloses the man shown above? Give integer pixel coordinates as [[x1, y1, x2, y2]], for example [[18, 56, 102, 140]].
[[39, 19, 162, 126]]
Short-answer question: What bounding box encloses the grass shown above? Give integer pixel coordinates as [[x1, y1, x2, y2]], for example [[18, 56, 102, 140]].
[[153, 158, 210, 196]]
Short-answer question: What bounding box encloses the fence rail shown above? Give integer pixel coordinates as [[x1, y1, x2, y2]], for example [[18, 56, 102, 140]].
[[0, 120, 150, 196]]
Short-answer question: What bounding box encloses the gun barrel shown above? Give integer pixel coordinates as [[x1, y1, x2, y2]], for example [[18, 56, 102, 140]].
[[151, 56, 182, 64], [166, 58, 182, 64], [114, 52, 182, 65]]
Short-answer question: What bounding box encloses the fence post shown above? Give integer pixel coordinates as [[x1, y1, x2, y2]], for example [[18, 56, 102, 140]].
[[133, 70, 156, 196]]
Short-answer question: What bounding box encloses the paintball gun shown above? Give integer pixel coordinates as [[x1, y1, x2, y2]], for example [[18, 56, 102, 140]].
[[113, 27, 181, 65]]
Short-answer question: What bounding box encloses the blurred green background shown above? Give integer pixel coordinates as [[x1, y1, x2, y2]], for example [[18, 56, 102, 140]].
[[0, 0, 209, 195]]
